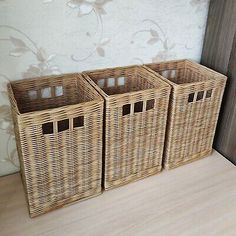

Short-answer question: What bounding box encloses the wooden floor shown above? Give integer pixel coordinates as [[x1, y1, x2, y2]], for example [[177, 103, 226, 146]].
[[1, 151, 236, 236]]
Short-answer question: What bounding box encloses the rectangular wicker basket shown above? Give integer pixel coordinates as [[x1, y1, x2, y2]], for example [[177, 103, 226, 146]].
[[83, 65, 170, 190], [144, 60, 227, 169], [8, 74, 104, 217]]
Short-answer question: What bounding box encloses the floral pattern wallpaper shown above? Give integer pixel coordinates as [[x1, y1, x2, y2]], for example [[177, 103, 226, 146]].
[[0, 0, 209, 176]]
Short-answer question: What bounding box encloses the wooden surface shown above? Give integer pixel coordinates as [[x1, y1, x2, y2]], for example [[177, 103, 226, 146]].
[[225, 34, 236, 160], [1, 151, 236, 236], [201, 0, 236, 74], [201, 0, 236, 164]]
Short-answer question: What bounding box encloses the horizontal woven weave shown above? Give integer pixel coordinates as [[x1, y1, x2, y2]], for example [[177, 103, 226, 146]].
[[8, 74, 103, 217], [83, 65, 171, 190], [144, 60, 227, 169]]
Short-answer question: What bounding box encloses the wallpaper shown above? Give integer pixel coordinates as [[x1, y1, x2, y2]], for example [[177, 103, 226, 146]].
[[0, 0, 209, 176]]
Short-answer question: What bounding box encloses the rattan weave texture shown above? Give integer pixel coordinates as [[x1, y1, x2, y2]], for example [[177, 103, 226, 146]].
[[83, 65, 171, 190], [144, 60, 227, 169], [8, 74, 104, 217]]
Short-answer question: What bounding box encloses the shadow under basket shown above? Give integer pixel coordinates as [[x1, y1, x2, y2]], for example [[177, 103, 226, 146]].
[[144, 60, 227, 169], [7, 74, 104, 217], [83, 65, 171, 190]]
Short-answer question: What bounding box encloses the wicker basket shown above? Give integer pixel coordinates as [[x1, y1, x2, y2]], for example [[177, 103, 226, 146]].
[[144, 60, 227, 169], [83, 65, 170, 190], [8, 74, 104, 217]]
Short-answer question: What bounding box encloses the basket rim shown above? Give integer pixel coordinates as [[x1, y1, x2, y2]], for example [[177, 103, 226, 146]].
[[82, 64, 170, 99], [9, 73, 79, 85], [143, 59, 227, 88], [7, 73, 103, 116]]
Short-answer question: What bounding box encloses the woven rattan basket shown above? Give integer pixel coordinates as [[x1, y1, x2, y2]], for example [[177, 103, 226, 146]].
[[144, 60, 227, 169], [8, 74, 104, 217], [83, 65, 170, 190]]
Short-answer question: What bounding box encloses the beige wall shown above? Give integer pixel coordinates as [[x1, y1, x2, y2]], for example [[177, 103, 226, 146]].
[[0, 0, 209, 176]]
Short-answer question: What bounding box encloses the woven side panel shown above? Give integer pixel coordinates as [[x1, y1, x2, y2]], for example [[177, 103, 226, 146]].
[[104, 91, 169, 189], [144, 60, 227, 169], [83, 66, 170, 190], [17, 103, 103, 217], [11, 74, 97, 113], [164, 83, 225, 168], [8, 74, 103, 217]]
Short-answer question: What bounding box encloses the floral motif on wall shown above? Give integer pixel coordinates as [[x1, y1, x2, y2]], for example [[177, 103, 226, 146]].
[[67, 0, 112, 60], [131, 19, 176, 63], [0, 0, 210, 176], [0, 26, 60, 172], [0, 25, 61, 173]]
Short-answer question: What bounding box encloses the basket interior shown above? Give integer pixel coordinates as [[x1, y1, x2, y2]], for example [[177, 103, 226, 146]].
[[147, 61, 215, 85], [11, 74, 97, 113], [86, 67, 155, 96]]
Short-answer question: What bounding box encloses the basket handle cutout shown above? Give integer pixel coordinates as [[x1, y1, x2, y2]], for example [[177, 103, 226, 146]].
[[107, 78, 115, 87], [58, 119, 69, 132], [170, 70, 176, 78], [188, 93, 195, 103], [161, 70, 169, 78], [97, 77, 126, 89], [188, 89, 213, 104], [117, 76, 125, 86], [206, 89, 212, 98], [134, 101, 143, 113], [29, 86, 64, 100], [55, 86, 63, 97], [28, 90, 37, 100], [42, 122, 53, 134], [146, 99, 155, 111], [97, 79, 105, 88], [196, 91, 204, 101], [161, 69, 176, 79], [122, 104, 131, 116], [42, 116, 84, 135], [73, 116, 84, 128], [123, 99, 155, 116], [41, 87, 52, 98]]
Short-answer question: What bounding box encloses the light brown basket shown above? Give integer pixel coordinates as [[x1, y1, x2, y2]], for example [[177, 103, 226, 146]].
[[8, 74, 104, 217], [83, 65, 171, 190], [144, 60, 227, 169]]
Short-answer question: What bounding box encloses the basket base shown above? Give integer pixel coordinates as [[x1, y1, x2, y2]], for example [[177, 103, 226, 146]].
[[28, 188, 102, 218], [104, 165, 162, 191], [163, 149, 212, 170]]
